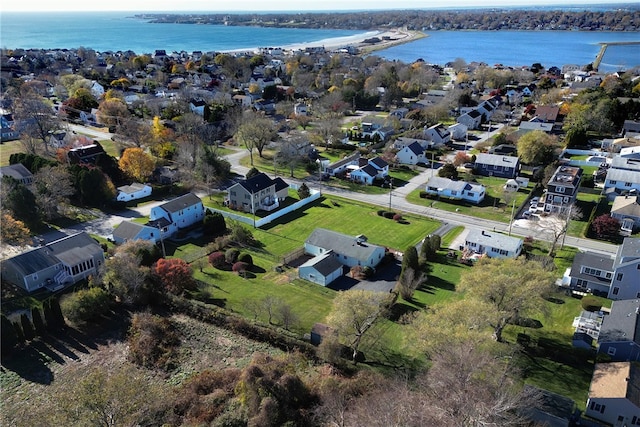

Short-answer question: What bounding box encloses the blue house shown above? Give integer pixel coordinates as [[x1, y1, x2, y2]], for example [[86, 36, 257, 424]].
[[304, 228, 386, 269], [473, 153, 520, 179], [597, 299, 640, 362]]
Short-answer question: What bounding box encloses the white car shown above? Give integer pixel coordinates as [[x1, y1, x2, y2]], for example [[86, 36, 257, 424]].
[[529, 197, 540, 205]]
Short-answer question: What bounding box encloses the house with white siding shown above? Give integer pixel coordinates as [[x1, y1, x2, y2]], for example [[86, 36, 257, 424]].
[[298, 251, 344, 286], [585, 362, 640, 426], [425, 176, 485, 204], [463, 229, 523, 259], [149, 192, 204, 237]]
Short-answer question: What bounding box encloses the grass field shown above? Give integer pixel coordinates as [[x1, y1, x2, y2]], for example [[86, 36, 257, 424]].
[[0, 140, 26, 166]]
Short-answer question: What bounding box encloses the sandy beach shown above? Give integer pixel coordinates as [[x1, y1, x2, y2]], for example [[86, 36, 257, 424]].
[[223, 29, 426, 55]]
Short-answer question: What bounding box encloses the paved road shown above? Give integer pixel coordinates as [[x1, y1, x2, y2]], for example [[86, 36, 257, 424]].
[[224, 147, 618, 255]]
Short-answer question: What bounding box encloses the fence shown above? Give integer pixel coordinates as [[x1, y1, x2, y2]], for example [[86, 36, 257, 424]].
[[207, 188, 322, 229]]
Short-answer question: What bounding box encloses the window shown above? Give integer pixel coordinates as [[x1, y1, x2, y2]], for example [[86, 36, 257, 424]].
[[557, 186, 565, 193], [632, 416, 636, 424], [625, 182, 632, 187], [606, 272, 612, 278], [230, 191, 236, 196], [584, 267, 601, 277], [613, 287, 619, 295], [601, 405, 606, 414], [617, 273, 624, 281], [610, 180, 617, 184], [608, 347, 617, 356]]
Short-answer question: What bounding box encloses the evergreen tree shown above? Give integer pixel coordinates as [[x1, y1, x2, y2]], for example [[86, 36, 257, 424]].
[[50, 298, 66, 327], [43, 299, 55, 330], [20, 314, 35, 341], [12, 321, 25, 343], [31, 307, 46, 336], [402, 246, 420, 273], [1, 314, 18, 354]]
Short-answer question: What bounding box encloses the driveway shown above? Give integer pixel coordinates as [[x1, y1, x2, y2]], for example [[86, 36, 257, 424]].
[[328, 258, 401, 293]]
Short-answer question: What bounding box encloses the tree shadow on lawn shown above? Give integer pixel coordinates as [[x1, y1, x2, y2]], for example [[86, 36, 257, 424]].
[[387, 301, 420, 321], [426, 275, 456, 292], [361, 346, 424, 376]]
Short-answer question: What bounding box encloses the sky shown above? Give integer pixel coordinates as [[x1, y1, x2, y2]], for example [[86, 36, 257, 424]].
[[0, 0, 631, 12]]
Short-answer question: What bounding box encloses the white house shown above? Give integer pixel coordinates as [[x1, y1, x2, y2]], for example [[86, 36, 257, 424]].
[[298, 251, 344, 286], [349, 164, 378, 185], [448, 123, 468, 141], [457, 109, 483, 130], [463, 229, 523, 259], [423, 123, 451, 146], [293, 102, 308, 116], [604, 168, 640, 201], [611, 194, 640, 235], [116, 183, 152, 202], [304, 228, 386, 269], [325, 152, 361, 176], [392, 136, 431, 151], [425, 177, 486, 204], [112, 221, 161, 245], [396, 141, 427, 165], [149, 193, 204, 237], [90, 81, 105, 99], [585, 362, 640, 426]]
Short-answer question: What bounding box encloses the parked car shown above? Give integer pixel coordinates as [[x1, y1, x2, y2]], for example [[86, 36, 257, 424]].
[[530, 197, 540, 205]]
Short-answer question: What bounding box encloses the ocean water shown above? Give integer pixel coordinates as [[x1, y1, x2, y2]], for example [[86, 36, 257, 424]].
[[1, 12, 639, 72], [0, 12, 369, 53], [376, 31, 640, 72]]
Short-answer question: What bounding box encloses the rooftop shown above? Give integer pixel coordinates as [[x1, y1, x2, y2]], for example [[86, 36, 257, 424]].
[[589, 362, 640, 406]]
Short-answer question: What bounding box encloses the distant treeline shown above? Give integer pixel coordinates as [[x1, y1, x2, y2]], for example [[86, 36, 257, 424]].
[[137, 7, 640, 32]]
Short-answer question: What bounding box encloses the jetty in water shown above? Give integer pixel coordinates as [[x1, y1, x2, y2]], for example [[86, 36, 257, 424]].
[[593, 41, 640, 71]]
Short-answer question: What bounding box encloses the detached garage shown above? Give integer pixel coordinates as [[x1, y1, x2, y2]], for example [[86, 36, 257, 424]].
[[299, 251, 344, 286]]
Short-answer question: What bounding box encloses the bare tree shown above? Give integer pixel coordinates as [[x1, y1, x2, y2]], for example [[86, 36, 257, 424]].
[[277, 302, 299, 331], [32, 166, 75, 220], [234, 112, 277, 165], [538, 204, 582, 256], [13, 89, 63, 154]]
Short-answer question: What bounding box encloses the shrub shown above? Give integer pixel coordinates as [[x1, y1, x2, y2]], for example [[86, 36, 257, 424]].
[[20, 314, 35, 341], [377, 210, 387, 216], [61, 287, 112, 324], [232, 262, 249, 274], [226, 248, 240, 264], [581, 295, 602, 312], [393, 213, 402, 221], [383, 211, 396, 219], [31, 307, 46, 336], [419, 191, 429, 198], [238, 253, 253, 266], [297, 183, 311, 199], [127, 312, 180, 370], [208, 251, 227, 269]]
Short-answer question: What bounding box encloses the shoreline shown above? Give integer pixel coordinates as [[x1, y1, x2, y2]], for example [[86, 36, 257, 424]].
[[221, 28, 426, 56]]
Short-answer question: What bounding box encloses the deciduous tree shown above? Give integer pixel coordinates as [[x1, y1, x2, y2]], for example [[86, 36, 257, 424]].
[[119, 147, 155, 182], [32, 165, 75, 220], [0, 213, 31, 246], [235, 112, 278, 165], [591, 214, 620, 239], [458, 257, 555, 342], [516, 130, 556, 165], [326, 290, 395, 362], [154, 258, 195, 295]]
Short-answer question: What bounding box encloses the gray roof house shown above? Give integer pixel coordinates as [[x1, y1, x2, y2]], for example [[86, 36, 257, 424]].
[[473, 153, 520, 179], [463, 228, 523, 259], [611, 194, 640, 236], [565, 251, 614, 296], [304, 228, 386, 269], [604, 168, 640, 201], [298, 251, 345, 286], [112, 221, 161, 245], [0, 163, 33, 186], [597, 299, 640, 362], [608, 237, 640, 300], [1, 232, 105, 293]]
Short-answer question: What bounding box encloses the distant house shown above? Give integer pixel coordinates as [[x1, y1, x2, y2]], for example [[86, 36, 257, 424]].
[[623, 120, 640, 138], [149, 193, 204, 237], [585, 362, 640, 426], [293, 102, 308, 116], [368, 157, 389, 179], [48, 131, 72, 149], [425, 176, 486, 204], [348, 164, 378, 185], [189, 98, 207, 116], [473, 153, 520, 179], [396, 141, 427, 165], [392, 136, 432, 150], [544, 165, 582, 214], [0, 232, 105, 293], [116, 183, 152, 202], [519, 120, 554, 133], [298, 251, 344, 286], [67, 142, 106, 164], [448, 123, 468, 141], [423, 123, 451, 146], [325, 152, 361, 177], [457, 109, 483, 130], [597, 299, 640, 362], [0, 163, 33, 186], [226, 172, 289, 213], [0, 113, 19, 141], [463, 229, 523, 259], [304, 228, 386, 269], [611, 194, 640, 235]]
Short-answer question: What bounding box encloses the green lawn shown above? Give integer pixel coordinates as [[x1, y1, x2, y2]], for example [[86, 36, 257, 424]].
[[567, 192, 605, 237], [0, 140, 26, 166], [407, 175, 535, 223]]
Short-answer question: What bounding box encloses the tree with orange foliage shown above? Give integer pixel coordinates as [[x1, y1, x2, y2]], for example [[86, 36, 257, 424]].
[[118, 147, 155, 182], [0, 213, 31, 246], [154, 258, 196, 295]]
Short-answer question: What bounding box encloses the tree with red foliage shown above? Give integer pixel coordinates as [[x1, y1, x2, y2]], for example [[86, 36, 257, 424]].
[[453, 151, 471, 167], [591, 214, 620, 239], [154, 258, 196, 295], [208, 251, 226, 269]]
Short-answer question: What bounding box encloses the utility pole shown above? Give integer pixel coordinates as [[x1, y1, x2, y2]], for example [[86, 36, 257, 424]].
[[388, 178, 393, 211], [561, 203, 573, 249], [508, 197, 516, 236]]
